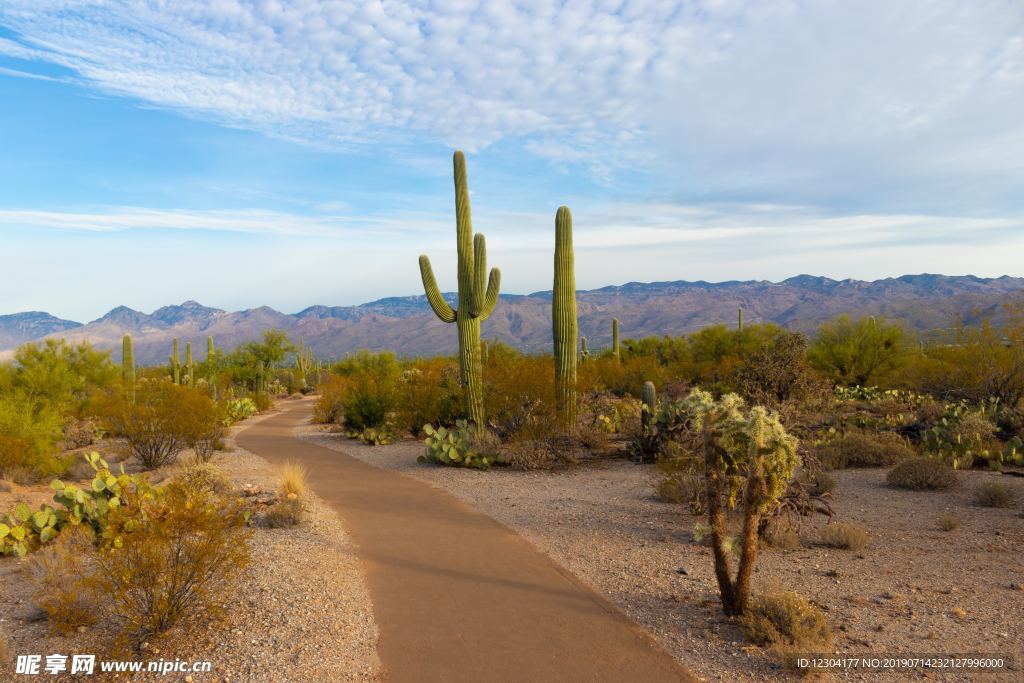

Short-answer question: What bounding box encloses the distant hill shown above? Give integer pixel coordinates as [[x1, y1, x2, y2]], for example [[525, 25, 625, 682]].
[[2, 274, 1023, 365]]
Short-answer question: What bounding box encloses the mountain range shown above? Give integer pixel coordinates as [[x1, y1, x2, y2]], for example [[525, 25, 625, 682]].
[[2, 274, 1023, 365]]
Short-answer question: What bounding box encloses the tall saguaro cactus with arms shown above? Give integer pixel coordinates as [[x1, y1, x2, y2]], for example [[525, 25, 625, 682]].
[[419, 151, 501, 430], [553, 206, 578, 428]]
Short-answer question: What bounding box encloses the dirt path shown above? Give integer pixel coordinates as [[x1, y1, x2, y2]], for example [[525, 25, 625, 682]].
[[237, 400, 695, 683]]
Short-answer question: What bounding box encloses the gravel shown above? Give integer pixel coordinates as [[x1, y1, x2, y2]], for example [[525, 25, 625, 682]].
[[300, 425, 1024, 682]]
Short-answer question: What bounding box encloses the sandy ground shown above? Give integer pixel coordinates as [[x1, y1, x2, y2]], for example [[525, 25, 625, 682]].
[[0, 407, 380, 683], [299, 425, 1024, 682]]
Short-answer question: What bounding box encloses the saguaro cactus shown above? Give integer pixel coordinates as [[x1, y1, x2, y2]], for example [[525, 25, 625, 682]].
[[206, 336, 217, 398], [185, 342, 194, 388], [580, 336, 589, 363], [256, 360, 265, 395], [170, 338, 180, 385], [641, 381, 657, 431], [419, 151, 501, 429], [295, 338, 312, 389], [122, 335, 135, 404], [612, 318, 620, 360], [738, 307, 744, 332], [553, 206, 578, 428]]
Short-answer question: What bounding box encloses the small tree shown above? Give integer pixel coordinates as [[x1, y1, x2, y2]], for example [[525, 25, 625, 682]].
[[682, 389, 799, 616], [808, 315, 906, 386]]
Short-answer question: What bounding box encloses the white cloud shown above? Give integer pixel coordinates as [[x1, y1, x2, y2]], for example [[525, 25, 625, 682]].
[[1, 1, 1019, 203]]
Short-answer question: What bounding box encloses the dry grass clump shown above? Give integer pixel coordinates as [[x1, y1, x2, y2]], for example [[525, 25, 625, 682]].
[[740, 591, 832, 668], [762, 521, 801, 550], [279, 460, 307, 499], [974, 481, 1016, 508], [820, 522, 869, 550], [264, 460, 307, 528], [29, 525, 99, 634], [174, 461, 232, 495], [887, 457, 958, 490], [816, 430, 915, 469], [938, 514, 960, 531]]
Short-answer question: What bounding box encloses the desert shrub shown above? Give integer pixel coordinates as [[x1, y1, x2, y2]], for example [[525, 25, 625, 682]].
[[0, 339, 119, 418], [808, 315, 907, 386], [350, 426, 393, 445], [96, 479, 251, 647], [62, 417, 99, 449], [263, 498, 303, 528], [394, 361, 464, 435], [820, 522, 869, 550], [174, 461, 231, 495], [655, 458, 705, 512], [0, 396, 67, 480], [484, 354, 557, 440], [313, 375, 348, 424], [420, 421, 506, 470], [974, 481, 1015, 508], [740, 592, 832, 666], [499, 439, 556, 470], [887, 457, 958, 490], [736, 332, 825, 406], [762, 521, 801, 550], [252, 391, 274, 412], [802, 469, 835, 495], [30, 525, 99, 634], [815, 430, 916, 469], [938, 515, 960, 531]]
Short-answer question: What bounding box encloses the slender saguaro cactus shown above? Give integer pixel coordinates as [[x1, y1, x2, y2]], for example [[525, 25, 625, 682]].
[[419, 151, 501, 430], [185, 342, 194, 388], [295, 338, 310, 389], [122, 335, 135, 404], [553, 206, 578, 428], [738, 307, 744, 332], [170, 338, 180, 385], [256, 360, 265, 395], [206, 336, 217, 398], [612, 318, 620, 360], [580, 336, 589, 363], [641, 381, 657, 432]]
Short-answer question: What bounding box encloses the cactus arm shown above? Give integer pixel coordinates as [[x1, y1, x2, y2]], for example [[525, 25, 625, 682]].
[[479, 267, 502, 321], [470, 233, 487, 317], [419, 254, 456, 323]]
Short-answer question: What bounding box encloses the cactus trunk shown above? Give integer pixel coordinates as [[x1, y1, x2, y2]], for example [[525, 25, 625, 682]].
[[580, 336, 589, 363], [256, 360, 265, 395], [553, 206, 577, 428], [171, 338, 180, 385], [418, 151, 501, 431], [641, 381, 657, 431], [185, 342, 194, 388], [738, 307, 744, 332], [612, 318, 620, 360], [121, 335, 135, 404]]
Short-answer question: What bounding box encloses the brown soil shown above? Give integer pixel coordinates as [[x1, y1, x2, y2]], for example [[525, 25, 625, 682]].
[[239, 399, 695, 683]]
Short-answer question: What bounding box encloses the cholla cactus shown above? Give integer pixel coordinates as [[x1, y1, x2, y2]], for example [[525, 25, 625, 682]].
[[553, 206, 577, 427], [418, 151, 501, 430], [122, 335, 135, 404]]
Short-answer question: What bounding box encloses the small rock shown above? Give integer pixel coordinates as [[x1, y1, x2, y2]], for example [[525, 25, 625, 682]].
[[675, 567, 689, 575], [951, 607, 967, 619]]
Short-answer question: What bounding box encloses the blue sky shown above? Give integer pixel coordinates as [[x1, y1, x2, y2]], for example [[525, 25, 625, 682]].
[[0, 1, 1022, 322]]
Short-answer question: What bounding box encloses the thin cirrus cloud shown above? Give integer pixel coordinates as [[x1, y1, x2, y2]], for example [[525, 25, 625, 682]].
[[0, 1, 1018, 205]]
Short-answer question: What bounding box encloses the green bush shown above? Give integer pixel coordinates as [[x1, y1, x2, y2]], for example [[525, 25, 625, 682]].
[[394, 361, 464, 435], [0, 394, 67, 480], [313, 375, 347, 424], [222, 397, 257, 426], [96, 478, 251, 647], [808, 315, 907, 386], [887, 457, 958, 490], [815, 430, 916, 469]]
